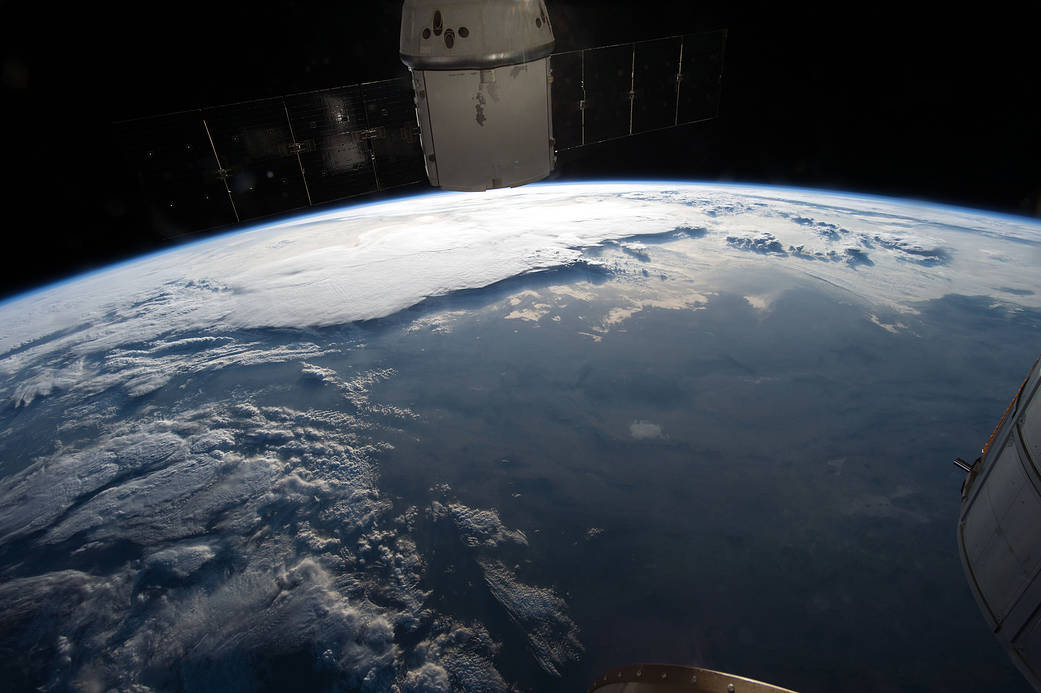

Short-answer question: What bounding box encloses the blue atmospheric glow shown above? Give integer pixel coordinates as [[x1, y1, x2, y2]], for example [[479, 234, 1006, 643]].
[[4, 180, 1039, 310]]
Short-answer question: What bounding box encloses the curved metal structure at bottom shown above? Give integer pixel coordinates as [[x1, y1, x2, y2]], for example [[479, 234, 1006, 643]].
[[588, 664, 797, 693], [958, 353, 1041, 692]]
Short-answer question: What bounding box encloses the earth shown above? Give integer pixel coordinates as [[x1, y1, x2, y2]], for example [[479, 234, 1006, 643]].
[[1, 182, 1039, 693]]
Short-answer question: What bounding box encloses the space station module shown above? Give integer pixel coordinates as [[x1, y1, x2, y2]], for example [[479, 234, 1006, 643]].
[[958, 354, 1041, 692]]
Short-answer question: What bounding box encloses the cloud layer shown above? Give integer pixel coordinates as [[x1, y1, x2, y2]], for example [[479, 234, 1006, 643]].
[[3, 183, 1039, 402], [1, 182, 1039, 690], [0, 372, 580, 689]]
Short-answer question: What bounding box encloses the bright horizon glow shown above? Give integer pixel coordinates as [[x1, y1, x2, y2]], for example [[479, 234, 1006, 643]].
[[6, 180, 1040, 309], [0, 178, 1038, 404]]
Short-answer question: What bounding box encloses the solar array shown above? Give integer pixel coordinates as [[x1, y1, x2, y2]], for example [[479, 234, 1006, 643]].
[[115, 30, 725, 232], [551, 30, 727, 150], [116, 77, 427, 231]]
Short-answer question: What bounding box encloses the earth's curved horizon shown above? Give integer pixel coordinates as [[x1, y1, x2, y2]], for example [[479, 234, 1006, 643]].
[[1, 181, 1039, 692]]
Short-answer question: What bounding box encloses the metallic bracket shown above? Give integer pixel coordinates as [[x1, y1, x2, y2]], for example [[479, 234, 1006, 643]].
[[282, 99, 313, 206], [358, 126, 387, 141], [202, 118, 239, 223], [627, 43, 636, 136]]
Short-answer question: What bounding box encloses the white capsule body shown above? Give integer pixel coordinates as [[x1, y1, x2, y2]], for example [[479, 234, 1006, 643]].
[[400, 0, 556, 191]]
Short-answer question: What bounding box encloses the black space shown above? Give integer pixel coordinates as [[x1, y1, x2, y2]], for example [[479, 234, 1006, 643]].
[[3, 0, 1039, 300]]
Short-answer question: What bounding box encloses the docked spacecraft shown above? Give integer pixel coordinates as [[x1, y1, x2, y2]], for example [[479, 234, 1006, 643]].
[[399, 0, 556, 190]]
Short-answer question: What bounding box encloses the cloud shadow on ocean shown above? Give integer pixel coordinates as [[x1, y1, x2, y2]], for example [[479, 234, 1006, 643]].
[[583, 227, 709, 264], [357, 260, 617, 332], [870, 235, 952, 266], [998, 287, 1034, 296], [269, 222, 715, 341], [610, 225, 709, 245]]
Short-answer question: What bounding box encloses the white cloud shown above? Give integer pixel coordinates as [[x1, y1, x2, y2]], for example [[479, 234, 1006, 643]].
[[10, 360, 87, 407], [630, 420, 663, 440], [410, 621, 506, 691], [0, 388, 581, 689], [144, 542, 217, 578], [2, 181, 1039, 688], [4, 183, 1037, 399], [432, 501, 528, 549], [478, 558, 583, 677]]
